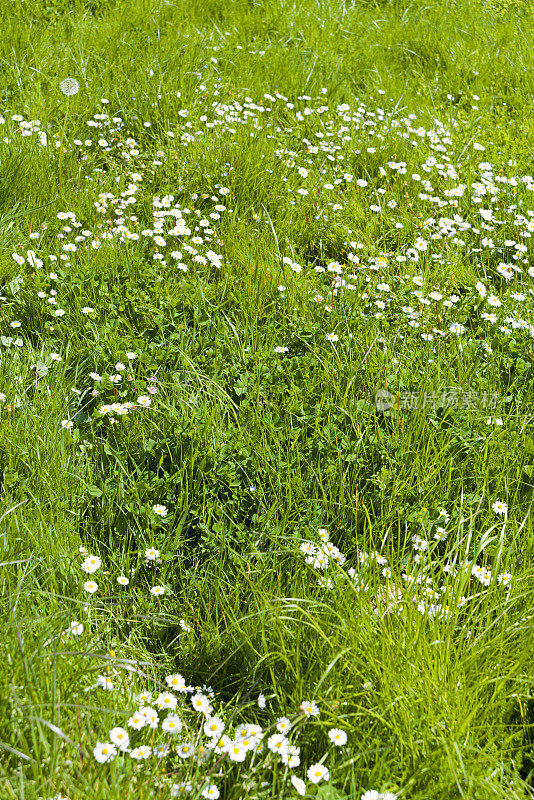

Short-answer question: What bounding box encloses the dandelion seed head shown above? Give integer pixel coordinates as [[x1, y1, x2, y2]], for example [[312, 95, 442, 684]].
[[60, 78, 80, 96]]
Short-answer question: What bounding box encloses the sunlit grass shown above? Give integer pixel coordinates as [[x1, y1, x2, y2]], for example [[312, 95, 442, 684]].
[[0, 0, 534, 798]]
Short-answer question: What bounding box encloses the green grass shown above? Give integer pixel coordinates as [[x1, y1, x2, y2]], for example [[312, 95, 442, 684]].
[[1, 0, 534, 798]]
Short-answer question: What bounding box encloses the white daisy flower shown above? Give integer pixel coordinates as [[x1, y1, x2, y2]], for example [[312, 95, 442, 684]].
[[93, 741, 117, 763], [109, 727, 129, 751], [177, 742, 194, 759], [162, 715, 183, 734], [307, 763, 329, 783], [155, 692, 177, 710], [328, 728, 347, 746]]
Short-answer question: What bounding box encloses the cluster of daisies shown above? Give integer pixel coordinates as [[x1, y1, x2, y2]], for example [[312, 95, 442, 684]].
[[90, 669, 395, 799], [75, 502, 172, 599], [59, 358, 161, 429], [76, 555, 396, 798], [264, 95, 534, 352], [299, 515, 513, 620], [3, 79, 534, 363], [8, 136, 227, 304], [94, 361, 157, 421]]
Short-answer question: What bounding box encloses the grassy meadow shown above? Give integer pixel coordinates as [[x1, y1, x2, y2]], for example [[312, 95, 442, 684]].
[[1, 0, 534, 797]]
